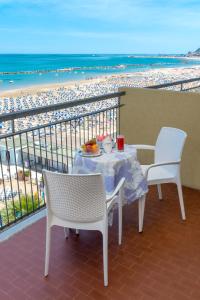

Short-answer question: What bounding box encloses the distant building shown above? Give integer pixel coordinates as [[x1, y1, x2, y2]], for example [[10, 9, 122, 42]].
[[0, 138, 25, 165]]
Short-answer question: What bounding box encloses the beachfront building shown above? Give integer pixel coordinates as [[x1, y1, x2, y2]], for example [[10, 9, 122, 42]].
[[0, 139, 22, 165], [21, 141, 70, 172]]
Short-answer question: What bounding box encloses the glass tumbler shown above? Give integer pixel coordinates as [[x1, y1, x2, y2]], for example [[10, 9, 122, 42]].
[[117, 135, 125, 151]]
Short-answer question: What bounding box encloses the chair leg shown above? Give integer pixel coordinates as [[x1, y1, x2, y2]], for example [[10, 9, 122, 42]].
[[44, 226, 51, 277], [157, 184, 162, 200], [102, 227, 108, 287], [64, 228, 69, 239], [176, 179, 186, 220], [118, 194, 122, 245], [138, 195, 146, 233]]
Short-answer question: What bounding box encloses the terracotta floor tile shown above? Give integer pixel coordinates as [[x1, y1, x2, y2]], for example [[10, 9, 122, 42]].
[[88, 289, 109, 300], [0, 290, 13, 300], [71, 278, 93, 295], [74, 292, 94, 300], [4, 286, 29, 300], [1, 185, 200, 299]]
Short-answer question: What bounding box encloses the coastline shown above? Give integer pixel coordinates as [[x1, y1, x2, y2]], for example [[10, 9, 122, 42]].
[[0, 77, 108, 97], [0, 64, 200, 133], [1, 65, 200, 98]]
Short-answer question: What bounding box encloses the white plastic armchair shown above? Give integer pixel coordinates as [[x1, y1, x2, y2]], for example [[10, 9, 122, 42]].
[[143, 160, 181, 179], [134, 127, 187, 232], [133, 145, 155, 151], [43, 170, 125, 287]]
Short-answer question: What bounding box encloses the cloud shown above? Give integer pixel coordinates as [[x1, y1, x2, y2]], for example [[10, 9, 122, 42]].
[[0, 0, 200, 53], [1, 0, 200, 27]]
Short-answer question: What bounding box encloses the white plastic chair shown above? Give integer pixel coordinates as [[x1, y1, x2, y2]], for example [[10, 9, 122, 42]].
[[135, 127, 187, 232], [43, 170, 125, 286]]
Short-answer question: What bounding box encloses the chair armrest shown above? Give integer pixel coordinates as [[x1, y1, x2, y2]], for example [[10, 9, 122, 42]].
[[106, 177, 125, 203], [133, 145, 155, 150], [144, 160, 181, 178]]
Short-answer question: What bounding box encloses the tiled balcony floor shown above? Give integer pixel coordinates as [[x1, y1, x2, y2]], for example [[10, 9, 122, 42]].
[[1, 184, 200, 300]]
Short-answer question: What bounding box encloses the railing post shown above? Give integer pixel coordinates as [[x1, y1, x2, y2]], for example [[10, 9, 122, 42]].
[[11, 119, 15, 133], [180, 83, 183, 91], [118, 96, 121, 135]]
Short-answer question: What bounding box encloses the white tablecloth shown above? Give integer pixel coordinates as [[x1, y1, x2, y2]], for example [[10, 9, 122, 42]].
[[72, 145, 148, 204]]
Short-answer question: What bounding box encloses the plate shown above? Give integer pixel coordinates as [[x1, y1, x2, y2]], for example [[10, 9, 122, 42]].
[[79, 150, 102, 157]]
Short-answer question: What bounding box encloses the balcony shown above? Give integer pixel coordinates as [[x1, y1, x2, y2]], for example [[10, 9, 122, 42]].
[[1, 185, 200, 299], [1, 78, 200, 299]]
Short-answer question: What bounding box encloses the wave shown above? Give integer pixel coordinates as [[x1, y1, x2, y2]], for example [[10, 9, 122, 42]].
[[0, 65, 128, 75], [0, 63, 155, 75], [0, 61, 182, 76]]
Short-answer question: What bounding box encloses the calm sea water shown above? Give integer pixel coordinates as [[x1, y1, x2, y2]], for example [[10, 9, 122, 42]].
[[0, 54, 199, 91]]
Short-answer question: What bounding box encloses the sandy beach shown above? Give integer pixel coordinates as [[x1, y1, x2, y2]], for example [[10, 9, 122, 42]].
[[0, 77, 107, 98], [1, 65, 200, 98]]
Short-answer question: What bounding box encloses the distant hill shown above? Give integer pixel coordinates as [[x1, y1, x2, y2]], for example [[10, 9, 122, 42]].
[[187, 48, 200, 57]]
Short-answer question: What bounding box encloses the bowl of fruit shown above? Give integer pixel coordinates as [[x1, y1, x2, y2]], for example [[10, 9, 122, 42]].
[[80, 138, 101, 157]]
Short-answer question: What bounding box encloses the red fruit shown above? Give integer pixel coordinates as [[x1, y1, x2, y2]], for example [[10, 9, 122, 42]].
[[86, 145, 93, 152]]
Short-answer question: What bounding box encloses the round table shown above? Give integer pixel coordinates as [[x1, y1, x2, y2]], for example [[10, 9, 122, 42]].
[[72, 145, 148, 204]]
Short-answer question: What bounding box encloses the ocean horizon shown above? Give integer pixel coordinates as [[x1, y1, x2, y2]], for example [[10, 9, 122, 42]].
[[0, 54, 200, 91]]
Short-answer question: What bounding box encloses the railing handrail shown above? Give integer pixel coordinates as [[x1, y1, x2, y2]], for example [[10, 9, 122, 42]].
[[0, 104, 121, 139], [147, 76, 200, 89], [0, 91, 125, 123]]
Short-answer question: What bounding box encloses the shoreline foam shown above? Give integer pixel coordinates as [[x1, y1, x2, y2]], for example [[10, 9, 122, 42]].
[[1, 66, 200, 98]]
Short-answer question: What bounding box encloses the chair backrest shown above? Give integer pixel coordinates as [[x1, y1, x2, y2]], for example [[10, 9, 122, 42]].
[[43, 170, 106, 223], [155, 127, 187, 164]]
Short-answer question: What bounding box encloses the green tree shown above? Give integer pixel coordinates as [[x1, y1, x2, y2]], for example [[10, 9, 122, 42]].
[[0, 194, 44, 228]]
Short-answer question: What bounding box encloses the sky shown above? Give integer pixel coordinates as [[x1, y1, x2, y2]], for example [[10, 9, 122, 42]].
[[0, 0, 200, 54]]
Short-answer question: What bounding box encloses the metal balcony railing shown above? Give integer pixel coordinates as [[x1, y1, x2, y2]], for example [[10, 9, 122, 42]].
[[147, 76, 200, 91], [0, 91, 125, 230]]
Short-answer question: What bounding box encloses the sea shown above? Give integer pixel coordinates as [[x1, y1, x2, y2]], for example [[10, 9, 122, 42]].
[[0, 54, 200, 91]]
